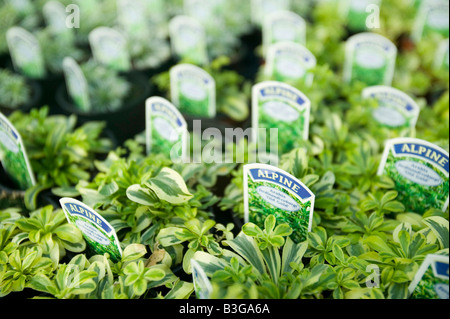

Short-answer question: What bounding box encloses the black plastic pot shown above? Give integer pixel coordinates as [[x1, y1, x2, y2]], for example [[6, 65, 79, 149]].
[[56, 71, 152, 145], [0, 79, 43, 116], [0, 168, 58, 211]]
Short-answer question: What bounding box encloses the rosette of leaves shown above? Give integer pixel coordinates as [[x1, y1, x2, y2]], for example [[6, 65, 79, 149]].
[[13, 205, 86, 264], [27, 244, 192, 299], [80, 60, 131, 113], [192, 215, 333, 299], [0, 245, 53, 297], [8, 106, 113, 209], [76, 145, 218, 250], [128, 37, 171, 71], [0, 68, 31, 110], [35, 27, 86, 75]]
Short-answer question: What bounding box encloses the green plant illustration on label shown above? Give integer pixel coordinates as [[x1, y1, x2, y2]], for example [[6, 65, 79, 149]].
[[378, 138, 450, 214], [362, 86, 420, 130], [265, 42, 316, 87], [0, 113, 35, 190], [6, 27, 46, 79], [263, 10, 306, 56], [409, 254, 449, 299], [169, 15, 208, 66], [146, 97, 188, 160], [244, 164, 315, 243], [170, 64, 216, 118], [59, 198, 122, 263], [346, 0, 382, 31], [252, 81, 310, 155], [89, 27, 131, 72], [344, 33, 397, 86]]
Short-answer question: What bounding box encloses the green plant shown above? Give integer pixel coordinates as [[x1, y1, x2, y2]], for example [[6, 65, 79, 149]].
[[8, 106, 113, 209], [14, 205, 86, 262], [79, 60, 131, 113], [0, 68, 32, 110]]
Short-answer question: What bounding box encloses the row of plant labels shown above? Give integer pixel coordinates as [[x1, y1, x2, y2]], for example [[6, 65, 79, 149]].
[[6, 0, 450, 80], [1, 112, 449, 300]]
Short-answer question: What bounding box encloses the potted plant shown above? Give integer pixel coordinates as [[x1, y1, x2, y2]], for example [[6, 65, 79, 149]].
[[6, 106, 114, 211], [0, 68, 42, 116], [56, 59, 151, 144]]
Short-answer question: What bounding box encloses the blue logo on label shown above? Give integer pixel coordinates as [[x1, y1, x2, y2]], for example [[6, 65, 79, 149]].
[[64, 203, 112, 233], [393, 142, 449, 174], [435, 261, 449, 278], [152, 102, 184, 127], [249, 168, 313, 200], [260, 85, 305, 105]]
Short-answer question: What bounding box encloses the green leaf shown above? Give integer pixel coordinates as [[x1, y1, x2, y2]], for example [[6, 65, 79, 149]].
[[281, 238, 307, 274], [224, 232, 266, 277], [126, 184, 158, 206], [422, 216, 449, 249], [146, 168, 193, 204]]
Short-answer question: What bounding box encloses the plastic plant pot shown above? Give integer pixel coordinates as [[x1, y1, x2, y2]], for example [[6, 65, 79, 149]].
[[56, 71, 152, 145], [0, 79, 43, 116]]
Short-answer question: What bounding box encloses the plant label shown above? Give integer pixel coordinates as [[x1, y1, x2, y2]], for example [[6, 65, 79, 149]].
[[251, 0, 291, 27], [435, 38, 449, 71], [378, 138, 449, 214], [262, 10, 306, 56], [408, 254, 449, 299], [169, 15, 209, 66], [89, 27, 131, 72], [265, 42, 316, 87], [412, 1, 449, 42], [43, 1, 73, 40], [345, 0, 382, 31], [191, 259, 213, 299], [0, 113, 35, 190], [6, 27, 46, 79], [362, 85, 420, 130], [244, 163, 315, 243], [62, 57, 91, 112], [146, 97, 188, 161], [344, 32, 397, 86], [117, 0, 147, 38], [59, 198, 123, 263], [252, 81, 310, 155], [170, 64, 216, 118], [184, 0, 225, 29], [6, 0, 33, 14]]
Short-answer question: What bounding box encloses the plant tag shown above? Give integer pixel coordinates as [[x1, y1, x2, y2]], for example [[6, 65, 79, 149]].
[[0, 113, 35, 190], [251, 0, 291, 27], [169, 15, 208, 66], [62, 57, 91, 112], [244, 163, 315, 243], [346, 0, 382, 31], [6, 0, 33, 14], [252, 81, 310, 155], [59, 198, 123, 263], [262, 10, 306, 56], [435, 38, 449, 71], [89, 27, 131, 72], [170, 64, 216, 118], [43, 1, 73, 39], [377, 138, 449, 214], [117, 0, 147, 38], [146, 97, 188, 161], [191, 259, 213, 299], [362, 86, 420, 130], [408, 254, 449, 299], [184, 0, 225, 28], [412, 1, 449, 42], [265, 42, 316, 87], [344, 32, 397, 86], [6, 27, 46, 79]]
